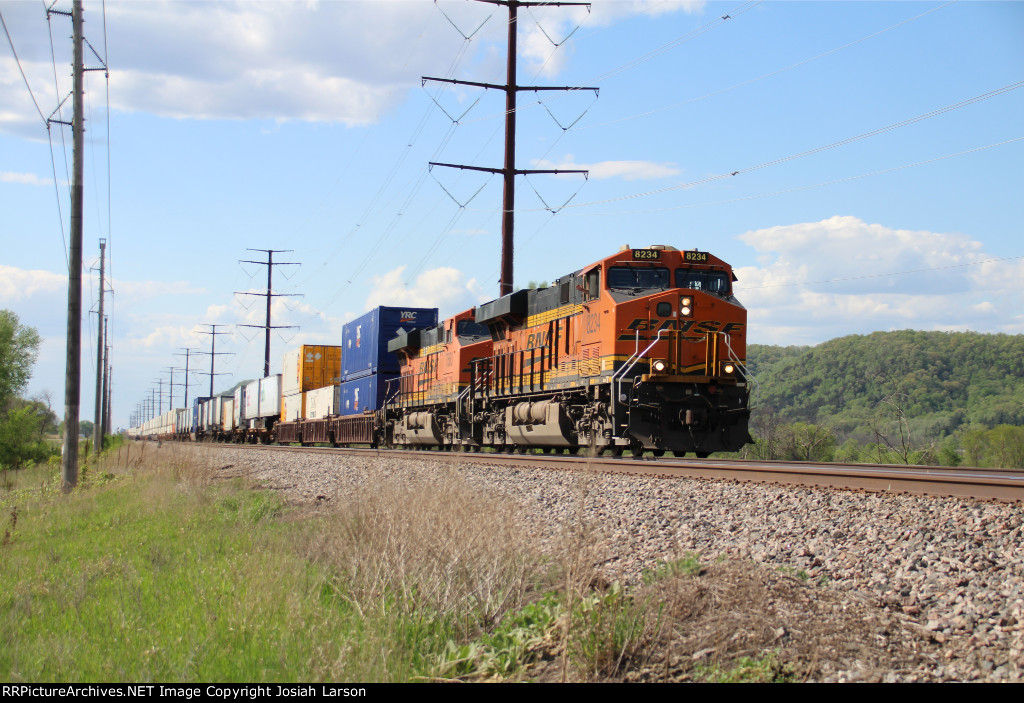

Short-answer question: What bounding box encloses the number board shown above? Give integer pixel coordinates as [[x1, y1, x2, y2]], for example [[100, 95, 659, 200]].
[[632, 249, 661, 260], [684, 251, 709, 263]]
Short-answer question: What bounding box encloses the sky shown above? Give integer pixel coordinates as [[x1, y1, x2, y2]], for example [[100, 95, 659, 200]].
[[1, 0, 1022, 429]]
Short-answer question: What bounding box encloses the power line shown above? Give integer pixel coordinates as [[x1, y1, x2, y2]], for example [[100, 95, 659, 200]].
[[0, 5, 47, 125], [561, 135, 1024, 217], [479, 79, 1024, 214]]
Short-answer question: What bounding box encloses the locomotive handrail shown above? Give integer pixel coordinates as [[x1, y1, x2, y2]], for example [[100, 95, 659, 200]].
[[611, 328, 669, 431], [721, 333, 760, 403]]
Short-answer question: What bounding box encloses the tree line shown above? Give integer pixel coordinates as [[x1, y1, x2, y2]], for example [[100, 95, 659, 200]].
[[740, 331, 1024, 468]]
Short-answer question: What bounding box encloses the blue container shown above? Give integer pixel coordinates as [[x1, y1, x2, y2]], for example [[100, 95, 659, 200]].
[[339, 374, 400, 416], [341, 306, 438, 380]]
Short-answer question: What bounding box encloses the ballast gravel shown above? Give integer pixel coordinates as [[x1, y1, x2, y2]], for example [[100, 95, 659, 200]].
[[187, 444, 1023, 682]]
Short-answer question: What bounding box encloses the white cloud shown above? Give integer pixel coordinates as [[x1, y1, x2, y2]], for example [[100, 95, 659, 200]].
[[1, 1, 710, 133], [733, 216, 1024, 344], [0, 265, 65, 302], [1, 171, 51, 186], [365, 265, 488, 313], [519, 1, 706, 76], [532, 155, 680, 180]]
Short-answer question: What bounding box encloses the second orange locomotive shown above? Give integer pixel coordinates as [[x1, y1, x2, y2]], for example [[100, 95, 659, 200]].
[[387, 244, 751, 456]]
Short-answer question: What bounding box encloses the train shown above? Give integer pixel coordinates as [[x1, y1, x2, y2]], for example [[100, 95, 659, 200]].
[[131, 244, 752, 457]]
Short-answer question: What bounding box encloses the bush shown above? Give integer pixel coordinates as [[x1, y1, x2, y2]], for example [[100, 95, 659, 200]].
[[0, 407, 57, 470]]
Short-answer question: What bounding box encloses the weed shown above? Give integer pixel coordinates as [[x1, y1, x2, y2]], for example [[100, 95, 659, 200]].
[[570, 582, 662, 678], [694, 654, 795, 683], [777, 565, 811, 582], [642, 553, 702, 583]]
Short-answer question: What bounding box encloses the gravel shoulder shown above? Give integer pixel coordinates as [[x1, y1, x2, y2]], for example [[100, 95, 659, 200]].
[[192, 444, 1024, 682]]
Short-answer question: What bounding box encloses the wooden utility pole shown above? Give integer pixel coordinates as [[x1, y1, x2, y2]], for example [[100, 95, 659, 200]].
[[235, 249, 300, 378], [59, 0, 84, 490], [425, 0, 594, 296], [93, 238, 106, 453]]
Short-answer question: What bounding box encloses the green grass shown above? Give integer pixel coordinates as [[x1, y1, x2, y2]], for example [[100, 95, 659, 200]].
[[642, 553, 703, 584], [694, 654, 795, 683], [0, 468, 357, 681]]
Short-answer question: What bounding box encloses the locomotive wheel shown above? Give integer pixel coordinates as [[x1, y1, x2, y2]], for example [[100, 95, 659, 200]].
[[696, 451, 711, 459], [542, 447, 552, 454], [629, 441, 645, 458], [610, 445, 624, 457], [672, 450, 686, 458], [652, 449, 665, 457], [566, 447, 580, 455]]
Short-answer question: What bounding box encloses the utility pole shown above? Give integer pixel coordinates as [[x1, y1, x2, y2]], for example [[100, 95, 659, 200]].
[[55, 0, 84, 490], [175, 347, 198, 408], [152, 378, 165, 415], [195, 325, 233, 398], [103, 318, 111, 436], [104, 359, 112, 436], [165, 366, 185, 409], [93, 239, 106, 453], [236, 249, 301, 378], [49, 0, 107, 488], [425, 0, 594, 296]]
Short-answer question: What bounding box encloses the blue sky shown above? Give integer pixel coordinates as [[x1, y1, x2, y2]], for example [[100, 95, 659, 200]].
[[1, 0, 1022, 428]]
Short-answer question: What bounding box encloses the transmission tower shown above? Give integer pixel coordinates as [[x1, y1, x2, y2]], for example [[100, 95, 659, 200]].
[[235, 249, 301, 378], [195, 324, 234, 398], [425, 0, 595, 296]]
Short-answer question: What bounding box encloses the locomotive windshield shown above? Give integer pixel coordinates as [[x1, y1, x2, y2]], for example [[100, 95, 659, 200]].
[[675, 268, 731, 295], [607, 266, 671, 291], [457, 319, 490, 342]]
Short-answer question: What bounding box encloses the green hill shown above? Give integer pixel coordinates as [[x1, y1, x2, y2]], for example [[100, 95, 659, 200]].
[[743, 331, 1024, 466]]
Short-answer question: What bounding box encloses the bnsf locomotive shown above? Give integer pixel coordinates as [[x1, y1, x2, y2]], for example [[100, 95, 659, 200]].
[[386, 244, 751, 456]]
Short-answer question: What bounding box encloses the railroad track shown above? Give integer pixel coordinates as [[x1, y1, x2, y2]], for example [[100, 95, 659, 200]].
[[197, 442, 1024, 503]]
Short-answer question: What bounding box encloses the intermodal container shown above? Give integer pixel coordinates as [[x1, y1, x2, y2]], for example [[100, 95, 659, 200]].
[[281, 345, 342, 397], [243, 380, 260, 420], [339, 373, 399, 416], [234, 385, 245, 427], [222, 397, 235, 431], [306, 385, 336, 420], [341, 307, 438, 380], [192, 396, 212, 433], [258, 375, 282, 418], [281, 391, 305, 422]]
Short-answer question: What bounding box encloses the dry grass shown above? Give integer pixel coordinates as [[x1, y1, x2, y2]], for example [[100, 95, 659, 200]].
[[306, 466, 551, 624]]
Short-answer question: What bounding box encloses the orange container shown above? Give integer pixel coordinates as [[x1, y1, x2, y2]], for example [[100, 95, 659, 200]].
[[281, 345, 341, 396]]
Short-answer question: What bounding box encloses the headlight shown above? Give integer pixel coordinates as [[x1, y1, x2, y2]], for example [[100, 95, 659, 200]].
[[723, 363, 735, 374], [651, 359, 668, 374], [680, 296, 693, 316]]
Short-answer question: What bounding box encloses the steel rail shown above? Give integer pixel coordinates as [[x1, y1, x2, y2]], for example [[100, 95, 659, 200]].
[[196, 442, 1024, 503]]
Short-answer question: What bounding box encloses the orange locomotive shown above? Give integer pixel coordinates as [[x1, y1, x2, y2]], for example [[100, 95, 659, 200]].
[[386, 244, 751, 456]]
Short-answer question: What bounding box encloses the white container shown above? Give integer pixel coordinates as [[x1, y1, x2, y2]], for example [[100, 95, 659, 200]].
[[244, 380, 260, 420], [281, 391, 304, 422], [306, 385, 335, 420], [256, 374, 282, 418], [222, 398, 235, 431]]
